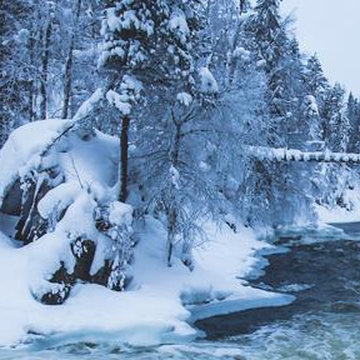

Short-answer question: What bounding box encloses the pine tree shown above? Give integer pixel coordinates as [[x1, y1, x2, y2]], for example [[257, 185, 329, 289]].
[[99, 1, 206, 266], [100, 0, 202, 203]]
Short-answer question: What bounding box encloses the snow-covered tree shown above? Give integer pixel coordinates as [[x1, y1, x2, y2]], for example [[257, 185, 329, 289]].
[[346, 93, 360, 152], [0, 0, 35, 146], [323, 83, 349, 152], [304, 54, 329, 98], [99, 0, 203, 203], [243, 0, 317, 225], [302, 54, 329, 144]]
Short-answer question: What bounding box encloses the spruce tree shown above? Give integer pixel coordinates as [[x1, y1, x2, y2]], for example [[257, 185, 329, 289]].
[[346, 93, 360, 152], [323, 83, 349, 152]]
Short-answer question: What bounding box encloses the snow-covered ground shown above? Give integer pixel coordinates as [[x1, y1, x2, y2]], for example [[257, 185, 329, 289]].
[[1, 119, 360, 349], [0, 215, 294, 348], [314, 180, 360, 225], [317, 200, 360, 224], [0, 120, 294, 348], [2, 119, 360, 349]]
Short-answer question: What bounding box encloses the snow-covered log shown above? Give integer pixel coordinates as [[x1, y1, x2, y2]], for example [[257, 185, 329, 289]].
[[248, 146, 360, 164]]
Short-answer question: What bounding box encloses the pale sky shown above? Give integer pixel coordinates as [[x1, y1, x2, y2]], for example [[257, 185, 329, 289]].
[[280, 0, 360, 97]]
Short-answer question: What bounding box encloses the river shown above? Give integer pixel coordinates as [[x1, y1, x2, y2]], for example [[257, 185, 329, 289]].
[[1, 223, 360, 359]]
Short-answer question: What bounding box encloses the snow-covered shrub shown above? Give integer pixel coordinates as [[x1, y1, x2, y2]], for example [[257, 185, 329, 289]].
[[95, 201, 134, 291]]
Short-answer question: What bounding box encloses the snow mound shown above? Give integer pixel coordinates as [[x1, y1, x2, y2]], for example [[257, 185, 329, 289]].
[[0, 215, 293, 347], [0, 120, 72, 207]]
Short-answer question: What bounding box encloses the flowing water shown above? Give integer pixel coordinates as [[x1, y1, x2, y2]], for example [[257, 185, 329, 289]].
[[1, 223, 360, 359]]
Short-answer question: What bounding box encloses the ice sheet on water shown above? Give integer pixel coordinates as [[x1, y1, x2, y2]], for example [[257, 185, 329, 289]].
[[3, 304, 360, 360]]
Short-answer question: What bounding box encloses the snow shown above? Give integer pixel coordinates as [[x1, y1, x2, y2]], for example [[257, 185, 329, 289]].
[[72, 88, 105, 122], [0, 121, 294, 348], [15, 28, 30, 44], [233, 46, 251, 61], [108, 201, 133, 227], [177, 92, 193, 107], [0, 120, 72, 208], [0, 213, 295, 348], [248, 145, 360, 165], [317, 202, 360, 224], [198, 67, 219, 94], [37, 182, 81, 220], [256, 59, 267, 68], [315, 177, 360, 224], [58, 128, 119, 189], [104, 8, 120, 33], [304, 95, 319, 116], [106, 90, 132, 116], [169, 165, 180, 189], [168, 10, 190, 44]]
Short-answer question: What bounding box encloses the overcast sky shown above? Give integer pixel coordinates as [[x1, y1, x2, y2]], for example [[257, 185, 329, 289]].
[[280, 0, 360, 97]]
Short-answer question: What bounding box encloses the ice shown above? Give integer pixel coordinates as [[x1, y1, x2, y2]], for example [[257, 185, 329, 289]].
[[277, 283, 314, 293], [275, 223, 347, 245]]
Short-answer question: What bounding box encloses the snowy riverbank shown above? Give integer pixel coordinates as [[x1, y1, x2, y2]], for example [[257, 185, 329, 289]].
[[0, 216, 295, 347], [0, 120, 294, 348], [1, 120, 358, 349]]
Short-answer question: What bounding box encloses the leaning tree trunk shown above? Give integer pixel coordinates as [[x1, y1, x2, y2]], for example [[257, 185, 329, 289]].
[[62, 0, 82, 119], [39, 19, 52, 120], [119, 115, 130, 202]]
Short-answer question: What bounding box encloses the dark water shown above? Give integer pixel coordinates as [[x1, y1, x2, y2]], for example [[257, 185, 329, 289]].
[[196, 237, 360, 339], [1, 223, 360, 359]]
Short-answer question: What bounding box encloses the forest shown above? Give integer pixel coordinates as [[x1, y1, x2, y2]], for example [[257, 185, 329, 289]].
[[1, 0, 360, 355]]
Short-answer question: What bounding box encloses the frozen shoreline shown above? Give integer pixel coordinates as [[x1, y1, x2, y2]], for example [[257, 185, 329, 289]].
[[0, 121, 358, 350], [0, 217, 295, 349]]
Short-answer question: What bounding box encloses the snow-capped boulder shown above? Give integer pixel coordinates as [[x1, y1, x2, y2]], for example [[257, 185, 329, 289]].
[[0, 120, 134, 304]]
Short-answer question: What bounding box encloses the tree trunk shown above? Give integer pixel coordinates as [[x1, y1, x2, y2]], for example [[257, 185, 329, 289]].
[[28, 35, 36, 122], [39, 19, 52, 120], [62, 0, 82, 119], [166, 207, 176, 267], [166, 121, 181, 266], [119, 116, 130, 202]]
